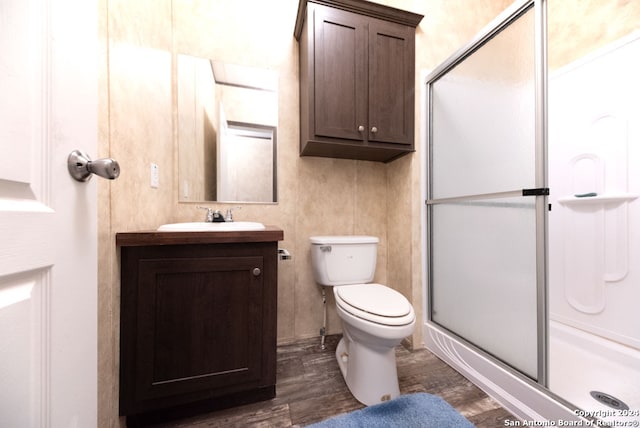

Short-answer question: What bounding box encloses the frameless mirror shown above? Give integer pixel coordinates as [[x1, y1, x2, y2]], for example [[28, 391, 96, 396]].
[[177, 54, 278, 203]]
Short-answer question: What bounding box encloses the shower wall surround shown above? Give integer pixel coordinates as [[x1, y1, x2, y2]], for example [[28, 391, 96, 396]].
[[97, 0, 513, 426], [550, 35, 640, 349]]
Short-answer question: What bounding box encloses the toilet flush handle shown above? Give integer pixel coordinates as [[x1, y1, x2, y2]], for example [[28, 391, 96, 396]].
[[320, 246, 332, 253]]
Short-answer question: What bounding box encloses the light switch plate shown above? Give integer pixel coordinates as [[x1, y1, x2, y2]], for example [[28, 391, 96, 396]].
[[183, 180, 189, 199], [150, 163, 159, 188]]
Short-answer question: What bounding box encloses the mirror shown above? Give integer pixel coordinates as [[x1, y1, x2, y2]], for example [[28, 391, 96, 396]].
[[177, 54, 278, 203]]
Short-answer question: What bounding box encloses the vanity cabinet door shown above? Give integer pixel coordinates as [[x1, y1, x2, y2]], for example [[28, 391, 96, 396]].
[[136, 256, 264, 399], [119, 243, 277, 417]]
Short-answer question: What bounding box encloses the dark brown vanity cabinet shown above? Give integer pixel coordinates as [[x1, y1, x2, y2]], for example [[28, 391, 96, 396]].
[[295, 0, 423, 162], [116, 229, 283, 423]]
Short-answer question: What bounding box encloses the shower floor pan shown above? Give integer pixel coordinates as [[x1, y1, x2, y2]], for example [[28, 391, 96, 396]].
[[549, 320, 640, 424]]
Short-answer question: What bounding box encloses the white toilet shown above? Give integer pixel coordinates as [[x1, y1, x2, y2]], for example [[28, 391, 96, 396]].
[[310, 235, 415, 406]]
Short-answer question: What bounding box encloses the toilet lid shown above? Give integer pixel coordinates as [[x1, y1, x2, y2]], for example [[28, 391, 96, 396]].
[[335, 284, 414, 325]]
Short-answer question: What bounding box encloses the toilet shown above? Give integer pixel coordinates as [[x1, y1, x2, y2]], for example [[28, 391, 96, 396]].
[[310, 235, 415, 406]]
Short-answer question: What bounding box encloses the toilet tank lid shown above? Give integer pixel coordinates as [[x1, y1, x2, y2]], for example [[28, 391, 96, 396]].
[[310, 235, 379, 245]]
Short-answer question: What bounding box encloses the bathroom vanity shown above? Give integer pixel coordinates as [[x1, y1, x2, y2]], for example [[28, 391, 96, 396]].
[[116, 227, 283, 424], [294, 0, 423, 162]]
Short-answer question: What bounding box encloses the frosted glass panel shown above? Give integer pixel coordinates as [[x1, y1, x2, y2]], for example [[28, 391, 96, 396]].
[[431, 9, 535, 199], [431, 199, 538, 378]]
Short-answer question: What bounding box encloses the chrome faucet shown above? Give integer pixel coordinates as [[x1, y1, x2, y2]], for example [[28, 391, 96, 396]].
[[197, 206, 224, 222]]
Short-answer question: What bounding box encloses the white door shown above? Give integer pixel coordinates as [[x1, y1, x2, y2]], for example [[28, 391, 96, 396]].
[[0, 0, 97, 426]]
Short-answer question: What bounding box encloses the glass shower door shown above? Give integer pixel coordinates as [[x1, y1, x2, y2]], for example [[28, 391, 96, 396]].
[[426, 1, 547, 381]]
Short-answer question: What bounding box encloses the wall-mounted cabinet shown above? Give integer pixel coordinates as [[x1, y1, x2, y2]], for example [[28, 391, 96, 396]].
[[295, 0, 423, 162]]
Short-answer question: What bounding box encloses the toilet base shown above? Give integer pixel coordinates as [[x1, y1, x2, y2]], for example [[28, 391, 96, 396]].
[[335, 334, 401, 406]]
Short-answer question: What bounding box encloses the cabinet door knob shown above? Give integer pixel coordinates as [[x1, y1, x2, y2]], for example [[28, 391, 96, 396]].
[[371, 126, 378, 133], [358, 125, 364, 132], [252, 268, 261, 276]]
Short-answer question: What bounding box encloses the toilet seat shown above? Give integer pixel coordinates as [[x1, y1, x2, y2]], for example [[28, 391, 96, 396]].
[[335, 284, 415, 326]]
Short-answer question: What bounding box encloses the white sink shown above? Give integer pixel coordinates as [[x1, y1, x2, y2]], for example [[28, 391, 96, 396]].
[[157, 221, 266, 232]]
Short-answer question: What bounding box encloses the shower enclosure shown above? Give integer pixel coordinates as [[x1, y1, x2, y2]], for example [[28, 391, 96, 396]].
[[424, 0, 639, 423]]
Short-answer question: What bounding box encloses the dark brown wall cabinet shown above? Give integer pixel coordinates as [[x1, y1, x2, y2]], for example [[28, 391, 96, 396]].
[[117, 230, 282, 426], [295, 0, 423, 162]]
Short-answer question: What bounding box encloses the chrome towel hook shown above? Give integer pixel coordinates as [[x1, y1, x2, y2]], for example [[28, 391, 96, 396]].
[[67, 149, 120, 182]]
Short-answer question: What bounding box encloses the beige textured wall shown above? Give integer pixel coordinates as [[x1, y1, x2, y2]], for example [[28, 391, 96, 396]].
[[97, 0, 514, 425], [548, 0, 640, 70]]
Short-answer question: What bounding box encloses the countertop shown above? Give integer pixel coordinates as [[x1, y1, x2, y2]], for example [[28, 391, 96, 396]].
[[116, 226, 284, 247]]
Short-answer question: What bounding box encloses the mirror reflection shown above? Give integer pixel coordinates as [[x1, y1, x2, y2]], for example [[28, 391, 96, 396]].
[[177, 54, 278, 203]]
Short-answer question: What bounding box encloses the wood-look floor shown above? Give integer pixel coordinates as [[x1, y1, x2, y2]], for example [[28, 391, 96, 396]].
[[152, 335, 514, 427]]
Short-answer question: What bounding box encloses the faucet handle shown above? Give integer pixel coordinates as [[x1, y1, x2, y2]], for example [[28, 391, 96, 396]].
[[225, 206, 241, 222], [197, 206, 216, 222]]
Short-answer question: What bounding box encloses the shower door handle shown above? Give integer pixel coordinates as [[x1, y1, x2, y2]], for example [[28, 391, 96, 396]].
[[522, 188, 550, 196]]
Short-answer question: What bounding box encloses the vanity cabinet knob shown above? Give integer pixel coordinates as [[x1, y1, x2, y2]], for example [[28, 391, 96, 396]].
[[358, 125, 364, 132], [371, 126, 378, 133], [252, 268, 261, 276]]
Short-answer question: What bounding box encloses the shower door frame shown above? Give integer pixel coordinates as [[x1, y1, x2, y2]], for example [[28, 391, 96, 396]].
[[424, 0, 549, 386]]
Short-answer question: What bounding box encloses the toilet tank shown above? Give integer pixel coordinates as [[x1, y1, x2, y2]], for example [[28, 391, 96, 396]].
[[309, 235, 378, 286]]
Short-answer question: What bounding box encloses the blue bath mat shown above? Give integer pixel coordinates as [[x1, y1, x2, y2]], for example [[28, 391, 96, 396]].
[[306, 393, 474, 428]]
